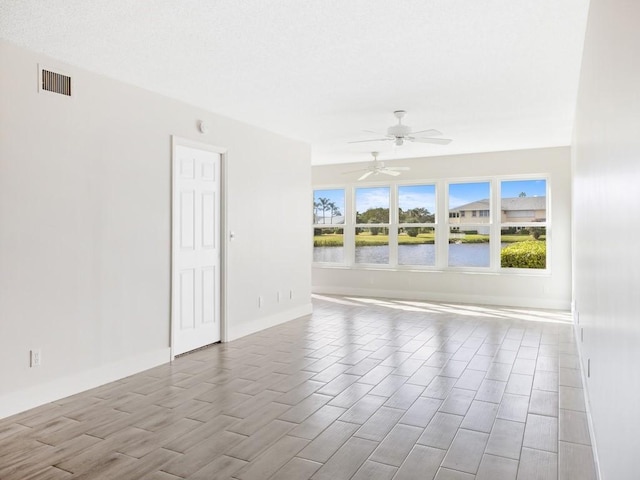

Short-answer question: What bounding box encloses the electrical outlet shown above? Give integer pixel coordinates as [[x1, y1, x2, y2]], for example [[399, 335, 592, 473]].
[[277, 292, 281, 303], [289, 290, 293, 300], [587, 358, 591, 378], [30, 349, 41, 367], [258, 296, 263, 308], [581, 327, 584, 342]]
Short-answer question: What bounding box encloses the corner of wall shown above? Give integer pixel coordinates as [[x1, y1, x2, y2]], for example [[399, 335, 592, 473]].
[[225, 303, 313, 342]]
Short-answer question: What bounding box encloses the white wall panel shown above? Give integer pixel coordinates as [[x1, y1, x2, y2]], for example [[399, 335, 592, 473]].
[[180, 157, 195, 179], [202, 267, 215, 324], [180, 191, 195, 249], [201, 161, 215, 181], [312, 147, 572, 309], [201, 192, 215, 249], [573, 0, 640, 478], [0, 39, 312, 418], [179, 270, 195, 330]]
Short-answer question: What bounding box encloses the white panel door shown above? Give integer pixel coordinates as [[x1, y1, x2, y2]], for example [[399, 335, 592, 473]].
[[172, 144, 221, 355]]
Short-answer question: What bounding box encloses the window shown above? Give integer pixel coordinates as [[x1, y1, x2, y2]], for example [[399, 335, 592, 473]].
[[312, 176, 551, 273], [313, 189, 345, 263], [355, 187, 390, 264], [500, 179, 547, 269], [398, 184, 436, 266], [448, 182, 491, 267]]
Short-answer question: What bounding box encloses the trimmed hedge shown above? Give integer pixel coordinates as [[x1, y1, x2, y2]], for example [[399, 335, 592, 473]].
[[501, 240, 546, 269]]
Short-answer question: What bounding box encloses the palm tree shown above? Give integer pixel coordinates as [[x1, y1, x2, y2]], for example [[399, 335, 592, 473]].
[[329, 202, 341, 224], [313, 200, 320, 223], [317, 197, 331, 224]]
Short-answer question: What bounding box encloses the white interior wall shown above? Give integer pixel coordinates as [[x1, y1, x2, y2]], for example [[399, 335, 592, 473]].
[[0, 40, 312, 418], [572, 0, 640, 478], [312, 147, 572, 309]]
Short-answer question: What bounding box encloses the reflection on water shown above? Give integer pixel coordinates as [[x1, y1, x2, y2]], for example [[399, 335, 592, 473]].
[[313, 246, 344, 263], [448, 243, 490, 267], [314, 243, 493, 266], [399, 245, 435, 266], [355, 245, 389, 264]]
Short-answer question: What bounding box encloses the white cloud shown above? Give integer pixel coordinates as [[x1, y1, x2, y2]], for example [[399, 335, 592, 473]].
[[399, 191, 435, 211], [355, 187, 389, 212]]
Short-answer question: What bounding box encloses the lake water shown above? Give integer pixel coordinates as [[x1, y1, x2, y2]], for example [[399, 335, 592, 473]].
[[314, 243, 492, 266]]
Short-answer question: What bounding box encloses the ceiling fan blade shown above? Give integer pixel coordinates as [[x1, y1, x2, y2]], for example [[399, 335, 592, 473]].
[[363, 130, 387, 136], [386, 166, 410, 171], [379, 169, 401, 176], [410, 137, 453, 145], [358, 171, 374, 181], [410, 129, 442, 137], [348, 138, 391, 144]]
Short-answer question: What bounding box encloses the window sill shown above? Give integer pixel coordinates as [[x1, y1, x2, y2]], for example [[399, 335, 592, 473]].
[[312, 263, 551, 277]]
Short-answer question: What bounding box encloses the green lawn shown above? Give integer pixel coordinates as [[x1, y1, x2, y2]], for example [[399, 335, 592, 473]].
[[314, 234, 345, 247], [314, 232, 435, 247], [314, 232, 544, 247]]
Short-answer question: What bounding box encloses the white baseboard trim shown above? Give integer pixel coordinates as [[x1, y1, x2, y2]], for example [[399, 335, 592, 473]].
[[572, 319, 603, 480], [312, 286, 571, 311], [226, 303, 313, 342], [0, 347, 171, 420]]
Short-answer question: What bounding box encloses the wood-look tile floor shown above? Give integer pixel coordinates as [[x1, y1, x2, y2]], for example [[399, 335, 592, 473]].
[[0, 295, 597, 480]]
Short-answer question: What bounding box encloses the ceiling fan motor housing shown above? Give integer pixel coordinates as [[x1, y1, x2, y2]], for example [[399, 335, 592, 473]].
[[388, 124, 411, 145], [348, 110, 450, 148], [387, 124, 411, 137]]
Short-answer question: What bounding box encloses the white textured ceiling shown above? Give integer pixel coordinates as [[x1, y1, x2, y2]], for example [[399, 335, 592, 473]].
[[0, 0, 590, 165]]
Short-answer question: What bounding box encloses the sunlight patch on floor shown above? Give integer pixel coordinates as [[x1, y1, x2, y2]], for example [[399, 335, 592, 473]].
[[312, 293, 572, 325]]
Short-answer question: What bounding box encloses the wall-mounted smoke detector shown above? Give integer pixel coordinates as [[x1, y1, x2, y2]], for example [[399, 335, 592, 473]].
[[38, 64, 72, 97]]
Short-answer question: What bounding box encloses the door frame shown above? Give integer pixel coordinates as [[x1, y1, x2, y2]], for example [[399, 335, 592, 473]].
[[170, 136, 228, 360]]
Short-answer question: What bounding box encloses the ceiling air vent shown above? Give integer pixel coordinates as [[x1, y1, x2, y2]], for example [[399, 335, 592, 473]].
[[40, 68, 72, 96]]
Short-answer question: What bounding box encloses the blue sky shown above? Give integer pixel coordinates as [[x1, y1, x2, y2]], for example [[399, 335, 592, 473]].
[[317, 180, 546, 214], [501, 179, 547, 198], [315, 186, 437, 215], [314, 189, 345, 215], [448, 180, 546, 208], [355, 187, 389, 212], [449, 182, 490, 208], [398, 185, 436, 212]]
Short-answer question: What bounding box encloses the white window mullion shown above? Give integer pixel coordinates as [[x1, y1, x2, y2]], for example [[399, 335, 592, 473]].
[[490, 178, 500, 272], [438, 180, 449, 269], [389, 184, 398, 266], [345, 184, 356, 267]]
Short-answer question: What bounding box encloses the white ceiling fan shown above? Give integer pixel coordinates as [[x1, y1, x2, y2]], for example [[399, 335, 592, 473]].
[[349, 110, 452, 146], [343, 152, 410, 181]]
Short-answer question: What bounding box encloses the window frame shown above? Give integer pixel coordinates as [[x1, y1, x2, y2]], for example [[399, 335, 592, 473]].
[[396, 182, 438, 268], [497, 176, 550, 273], [312, 186, 348, 266], [353, 184, 392, 266], [445, 179, 493, 270], [312, 174, 550, 275]]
